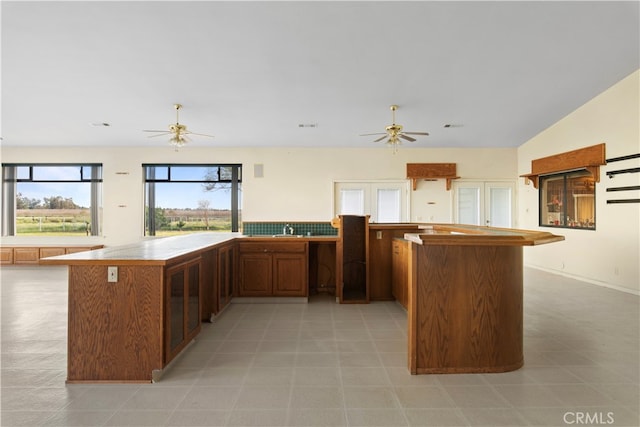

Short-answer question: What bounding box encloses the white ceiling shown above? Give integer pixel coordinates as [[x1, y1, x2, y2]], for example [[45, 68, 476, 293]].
[[1, 1, 638, 150]]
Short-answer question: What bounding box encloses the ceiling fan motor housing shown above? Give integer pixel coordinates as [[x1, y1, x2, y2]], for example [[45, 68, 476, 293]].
[[386, 124, 403, 135]]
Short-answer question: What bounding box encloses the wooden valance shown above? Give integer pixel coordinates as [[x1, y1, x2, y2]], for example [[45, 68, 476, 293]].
[[407, 163, 459, 190], [520, 143, 606, 189]]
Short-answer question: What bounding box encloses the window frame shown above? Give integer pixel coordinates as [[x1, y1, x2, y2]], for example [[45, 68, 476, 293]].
[[143, 163, 242, 236], [2, 163, 103, 237], [538, 169, 596, 230]]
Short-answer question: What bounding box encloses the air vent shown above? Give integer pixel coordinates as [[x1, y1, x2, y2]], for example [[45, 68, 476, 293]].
[[298, 123, 318, 128]]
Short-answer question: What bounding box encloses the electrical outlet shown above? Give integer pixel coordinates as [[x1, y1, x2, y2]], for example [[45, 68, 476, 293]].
[[376, 231, 383, 239], [107, 266, 118, 282]]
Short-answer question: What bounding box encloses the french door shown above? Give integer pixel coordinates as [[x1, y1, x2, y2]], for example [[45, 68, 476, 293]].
[[334, 181, 409, 223], [453, 181, 516, 227]]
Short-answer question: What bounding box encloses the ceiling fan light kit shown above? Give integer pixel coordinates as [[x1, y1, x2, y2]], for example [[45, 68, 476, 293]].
[[360, 104, 429, 153], [143, 103, 214, 150]]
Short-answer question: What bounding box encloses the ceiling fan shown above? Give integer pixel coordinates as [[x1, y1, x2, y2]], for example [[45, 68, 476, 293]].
[[143, 104, 214, 149], [360, 105, 429, 153]]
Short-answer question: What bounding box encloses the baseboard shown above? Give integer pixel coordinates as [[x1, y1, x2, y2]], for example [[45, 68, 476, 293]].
[[525, 264, 640, 296]]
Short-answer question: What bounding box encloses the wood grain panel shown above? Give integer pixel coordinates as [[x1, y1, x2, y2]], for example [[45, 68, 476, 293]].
[[13, 247, 39, 264], [200, 249, 217, 321], [67, 265, 163, 382], [0, 247, 13, 264], [368, 229, 394, 300], [413, 245, 523, 373], [40, 247, 65, 258], [238, 254, 272, 296], [273, 254, 308, 296], [531, 143, 605, 175]]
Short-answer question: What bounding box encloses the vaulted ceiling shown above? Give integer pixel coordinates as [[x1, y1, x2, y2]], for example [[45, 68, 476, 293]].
[[1, 1, 638, 149]]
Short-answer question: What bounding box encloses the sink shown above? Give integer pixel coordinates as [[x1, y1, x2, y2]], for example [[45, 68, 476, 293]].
[[271, 234, 304, 238]]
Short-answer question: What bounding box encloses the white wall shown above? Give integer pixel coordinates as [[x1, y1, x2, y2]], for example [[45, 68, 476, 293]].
[[0, 146, 516, 246], [518, 70, 640, 294]]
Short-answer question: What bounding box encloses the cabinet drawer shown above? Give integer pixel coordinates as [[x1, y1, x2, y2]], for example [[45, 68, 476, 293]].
[[1, 247, 14, 264], [14, 247, 40, 264], [238, 242, 307, 254], [40, 247, 66, 258], [65, 247, 92, 254]]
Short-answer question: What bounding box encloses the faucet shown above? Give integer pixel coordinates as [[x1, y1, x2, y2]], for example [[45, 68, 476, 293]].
[[283, 223, 294, 235]]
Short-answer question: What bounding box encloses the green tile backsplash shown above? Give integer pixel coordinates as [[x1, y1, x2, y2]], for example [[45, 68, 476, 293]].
[[243, 222, 337, 236]]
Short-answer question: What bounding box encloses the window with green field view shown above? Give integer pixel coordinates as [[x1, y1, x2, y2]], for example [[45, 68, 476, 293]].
[[2, 164, 102, 236], [143, 164, 242, 236]]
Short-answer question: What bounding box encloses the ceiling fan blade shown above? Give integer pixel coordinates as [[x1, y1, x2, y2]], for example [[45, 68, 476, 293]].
[[373, 135, 388, 143], [185, 131, 215, 138], [146, 132, 173, 138], [360, 132, 386, 136], [402, 132, 430, 136], [143, 129, 170, 133], [399, 134, 416, 142]]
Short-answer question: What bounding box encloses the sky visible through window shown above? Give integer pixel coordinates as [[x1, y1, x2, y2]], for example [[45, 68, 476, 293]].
[[17, 165, 241, 210]]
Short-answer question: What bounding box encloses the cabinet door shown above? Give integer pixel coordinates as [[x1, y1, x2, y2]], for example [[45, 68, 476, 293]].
[[238, 253, 272, 296], [40, 247, 65, 258], [187, 262, 200, 335], [13, 247, 39, 264], [273, 253, 307, 297], [201, 249, 217, 320], [1, 248, 14, 265], [391, 240, 408, 309], [167, 267, 186, 357], [165, 257, 201, 363], [218, 245, 235, 310]]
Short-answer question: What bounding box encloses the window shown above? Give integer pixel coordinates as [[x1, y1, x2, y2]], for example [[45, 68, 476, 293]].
[[334, 181, 409, 223], [539, 170, 595, 229], [143, 164, 242, 236], [2, 164, 102, 236]]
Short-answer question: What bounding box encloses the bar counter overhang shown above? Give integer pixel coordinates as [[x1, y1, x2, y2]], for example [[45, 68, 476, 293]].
[[404, 224, 564, 374]]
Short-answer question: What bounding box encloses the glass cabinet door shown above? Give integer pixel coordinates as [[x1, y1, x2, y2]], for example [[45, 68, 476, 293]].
[[187, 263, 200, 334], [166, 257, 201, 363], [168, 269, 185, 352]]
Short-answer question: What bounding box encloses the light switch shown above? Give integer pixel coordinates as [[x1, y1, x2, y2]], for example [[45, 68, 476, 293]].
[[107, 266, 118, 282]]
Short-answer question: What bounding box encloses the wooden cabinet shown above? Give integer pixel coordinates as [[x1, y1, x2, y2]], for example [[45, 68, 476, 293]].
[[337, 215, 369, 303], [65, 247, 98, 254], [367, 225, 421, 301], [273, 253, 308, 296], [13, 247, 40, 264], [391, 239, 409, 309], [165, 257, 201, 364], [1, 247, 14, 264], [217, 242, 235, 311], [200, 248, 217, 321], [40, 247, 66, 258], [239, 253, 272, 296], [238, 241, 308, 297], [66, 264, 164, 382], [1, 245, 103, 265], [308, 242, 337, 295]]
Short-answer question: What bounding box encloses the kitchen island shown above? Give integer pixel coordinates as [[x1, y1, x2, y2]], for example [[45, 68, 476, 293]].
[[41, 232, 338, 383], [403, 224, 563, 374], [42, 224, 562, 382], [41, 233, 241, 382]]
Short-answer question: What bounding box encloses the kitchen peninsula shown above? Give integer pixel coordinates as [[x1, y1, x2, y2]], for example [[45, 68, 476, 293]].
[[403, 224, 564, 374], [42, 222, 562, 382]]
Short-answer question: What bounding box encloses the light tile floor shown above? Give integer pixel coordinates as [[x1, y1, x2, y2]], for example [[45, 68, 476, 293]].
[[1, 266, 638, 426]]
